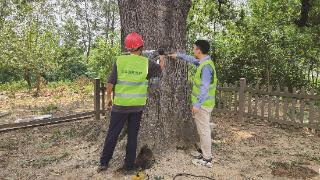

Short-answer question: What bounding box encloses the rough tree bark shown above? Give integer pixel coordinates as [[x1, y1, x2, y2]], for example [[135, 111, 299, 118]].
[[110, 3, 115, 46], [118, 0, 197, 153], [295, 0, 311, 27], [84, 0, 91, 59], [104, 0, 111, 40], [23, 67, 32, 91]]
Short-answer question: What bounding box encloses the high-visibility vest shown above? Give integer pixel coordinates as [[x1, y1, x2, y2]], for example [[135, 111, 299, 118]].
[[114, 54, 149, 106], [191, 60, 217, 108]]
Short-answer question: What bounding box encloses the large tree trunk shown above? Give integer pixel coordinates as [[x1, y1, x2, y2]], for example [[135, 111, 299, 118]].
[[118, 0, 197, 153]]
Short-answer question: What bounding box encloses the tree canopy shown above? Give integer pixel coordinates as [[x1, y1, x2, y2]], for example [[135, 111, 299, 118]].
[[0, 0, 319, 93]]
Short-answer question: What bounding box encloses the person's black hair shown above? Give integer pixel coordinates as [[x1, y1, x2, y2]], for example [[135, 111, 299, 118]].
[[138, 46, 143, 51], [194, 40, 210, 54], [129, 46, 143, 52]]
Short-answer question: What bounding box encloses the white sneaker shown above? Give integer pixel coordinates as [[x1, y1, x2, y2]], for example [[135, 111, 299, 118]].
[[190, 149, 202, 159], [192, 158, 213, 168]]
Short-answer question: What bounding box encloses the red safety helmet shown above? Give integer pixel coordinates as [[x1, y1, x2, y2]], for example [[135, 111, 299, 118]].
[[124, 32, 144, 50]]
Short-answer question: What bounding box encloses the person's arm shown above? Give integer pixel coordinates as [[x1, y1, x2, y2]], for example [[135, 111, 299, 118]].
[[159, 55, 165, 70], [106, 63, 117, 109], [169, 53, 199, 66], [106, 83, 114, 109], [142, 50, 157, 59], [147, 60, 162, 79], [193, 65, 213, 109]]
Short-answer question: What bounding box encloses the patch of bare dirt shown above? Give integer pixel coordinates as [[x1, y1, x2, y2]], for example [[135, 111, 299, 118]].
[[0, 113, 319, 180], [271, 162, 318, 179]]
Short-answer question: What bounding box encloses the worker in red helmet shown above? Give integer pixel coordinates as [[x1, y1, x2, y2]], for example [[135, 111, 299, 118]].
[[124, 32, 145, 50], [97, 32, 165, 174]]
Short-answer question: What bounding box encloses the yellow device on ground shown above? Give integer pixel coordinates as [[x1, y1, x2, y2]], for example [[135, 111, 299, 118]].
[[131, 171, 145, 180]]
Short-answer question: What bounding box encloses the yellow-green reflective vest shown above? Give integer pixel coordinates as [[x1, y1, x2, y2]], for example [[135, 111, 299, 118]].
[[191, 60, 217, 108], [114, 55, 149, 106]]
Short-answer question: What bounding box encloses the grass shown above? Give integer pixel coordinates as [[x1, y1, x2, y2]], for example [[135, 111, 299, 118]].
[[49, 130, 63, 142], [0, 81, 28, 92], [40, 103, 58, 114], [0, 78, 93, 95], [295, 152, 320, 165], [255, 147, 272, 157], [310, 156, 320, 165], [46, 79, 93, 94], [212, 141, 220, 149], [39, 143, 52, 150], [269, 161, 290, 169], [49, 128, 78, 143], [269, 160, 319, 179], [20, 152, 70, 168], [0, 140, 19, 151], [63, 127, 77, 139]]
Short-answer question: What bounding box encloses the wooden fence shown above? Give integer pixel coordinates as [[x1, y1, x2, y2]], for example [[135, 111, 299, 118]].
[[2, 78, 319, 132], [215, 78, 320, 130]]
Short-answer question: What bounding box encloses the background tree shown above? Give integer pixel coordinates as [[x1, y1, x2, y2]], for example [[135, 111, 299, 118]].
[[187, 0, 320, 92], [0, 0, 319, 94], [0, 0, 60, 94]]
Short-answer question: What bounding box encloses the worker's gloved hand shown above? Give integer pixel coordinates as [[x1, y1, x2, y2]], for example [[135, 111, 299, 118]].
[[158, 48, 165, 56]]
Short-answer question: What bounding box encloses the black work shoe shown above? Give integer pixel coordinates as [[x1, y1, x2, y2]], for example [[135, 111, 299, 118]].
[[97, 165, 108, 173], [116, 166, 138, 175]]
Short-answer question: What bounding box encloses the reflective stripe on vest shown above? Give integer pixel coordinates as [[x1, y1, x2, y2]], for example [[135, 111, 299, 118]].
[[117, 80, 148, 86], [114, 55, 149, 106], [115, 93, 147, 98], [191, 60, 217, 108], [191, 92, 215, 101]]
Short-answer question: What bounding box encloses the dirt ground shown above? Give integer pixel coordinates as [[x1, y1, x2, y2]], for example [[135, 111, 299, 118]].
[[1, 113, 320, 180]]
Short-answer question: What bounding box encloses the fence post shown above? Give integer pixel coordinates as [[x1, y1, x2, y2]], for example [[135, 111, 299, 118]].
[[94, 78, 101, 120], [239, 78, 246, 121]]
